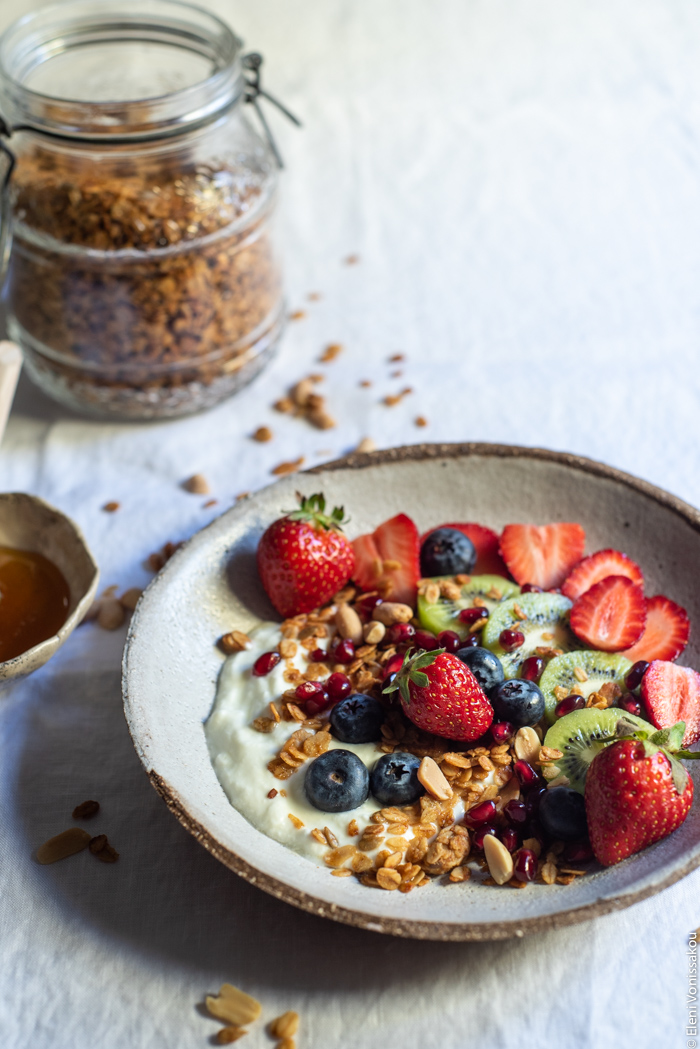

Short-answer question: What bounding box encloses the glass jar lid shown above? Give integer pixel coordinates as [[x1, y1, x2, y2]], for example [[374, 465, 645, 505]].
[[0, 0, 243, 141]]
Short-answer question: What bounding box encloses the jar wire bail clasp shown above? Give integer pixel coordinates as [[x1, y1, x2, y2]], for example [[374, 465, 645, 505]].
[[242, 52, 301, 169], [0, 114, 15, 279]]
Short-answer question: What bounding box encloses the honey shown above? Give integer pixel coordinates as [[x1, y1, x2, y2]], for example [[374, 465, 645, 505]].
[[0, 546, 70, 662]]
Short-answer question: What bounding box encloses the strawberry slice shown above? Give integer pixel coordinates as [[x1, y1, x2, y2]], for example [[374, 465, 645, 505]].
[[352, 513, 420, 606], [621, 594, 690, 662], [562, 548, 644, 601], [641, 660, 700, 747], [499, 523, 585, 590], [422, 522, 509, 576], [569, 575, 646, 651]]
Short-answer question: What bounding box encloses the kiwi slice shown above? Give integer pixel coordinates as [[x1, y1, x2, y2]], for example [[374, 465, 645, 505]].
[[482, 592, 575, 679], [417, 574, 521, 640], [540, 650, 633, 724], [543, 707, 650, 793]]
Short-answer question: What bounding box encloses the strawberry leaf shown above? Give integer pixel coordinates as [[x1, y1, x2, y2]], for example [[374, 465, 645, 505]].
[[668, 754, 689, 795]]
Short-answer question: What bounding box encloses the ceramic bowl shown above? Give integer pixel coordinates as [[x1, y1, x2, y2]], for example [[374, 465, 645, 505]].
[[122, 443, 700, 940], [0, 492, 99, 681]]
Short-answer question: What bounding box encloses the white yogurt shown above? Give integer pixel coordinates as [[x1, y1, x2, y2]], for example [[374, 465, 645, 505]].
[[205, 623, 480, 863]]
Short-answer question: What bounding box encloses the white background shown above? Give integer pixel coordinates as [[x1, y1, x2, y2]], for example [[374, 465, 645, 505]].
[[1, 1, 699, 1046]]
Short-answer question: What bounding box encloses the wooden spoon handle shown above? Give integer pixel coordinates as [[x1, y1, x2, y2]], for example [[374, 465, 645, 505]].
[[0, 340, 22, 445]]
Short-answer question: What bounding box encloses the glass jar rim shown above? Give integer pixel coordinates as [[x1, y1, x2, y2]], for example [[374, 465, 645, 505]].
[[0, 0, 244, 142]]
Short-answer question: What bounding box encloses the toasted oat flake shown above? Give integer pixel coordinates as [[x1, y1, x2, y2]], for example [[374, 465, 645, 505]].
[[553, 685, 569, 702], [102, 500, 120, 512], [376, 867, 402, 890], [215, 1027, 248, 1044], [288, 814, 304, 830], [289, 309, 306, 320], [320, 342, 343, 362], [252, 425, 273, 442], [449, 865, 471, 883], [206, 985, 261, 1027], [220, 630, 251, 654], [331, 868, 352, 877], [573, 665, 589, 682], [271, 457, 305, 476], [323, 826, 339, 848]]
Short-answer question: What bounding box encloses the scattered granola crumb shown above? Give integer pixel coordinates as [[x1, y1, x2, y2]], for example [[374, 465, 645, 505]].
[[36, 828, 91, 864], [307, 406, 336, 430], [88, 834, 119, 863], [273, 396, 295, 414], [72, 800, 100, 820], [344, 254, 360, 264], [390, 370, 403, 378], [236, 492, 251, 501], [307, 291, 322, 301], [97, 598, 125, 631], [206, 985, 262, 1027], [356, 437, 376, 453], [389, 353, 405, 362], [320, 342, 343, 363], [415, 416, 428, 428], [203, 499, 218, 509], [267, 789, 278, 799], [216, 1027, 248, 1044], [359, 379, 372, 388], [271, 457, 305, 476], [146, 540, 183, 572], [252, 426, 273, 443], [383, 387, 413, 407], [102, 500, 120, 512], [181, 473, 210, 495], [119, 587, 143, 611], [219, 630, 251, 654], [288, 813, 304, 830], [289, 309, 306, 320], [270, 1012, 299, 1039]]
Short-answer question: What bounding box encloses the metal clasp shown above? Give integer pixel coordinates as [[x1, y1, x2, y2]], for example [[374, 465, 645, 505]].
[[0, 115, 15, 280], [242, 53, 301, 168]]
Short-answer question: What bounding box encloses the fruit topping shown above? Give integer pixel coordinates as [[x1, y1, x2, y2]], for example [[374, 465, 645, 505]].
[[370, 752, 423, 805], [385, 622, 415, 646], [383, 648, 494, 742], [304, 750, 370, 812], [490, 679, 546, 728], [514, 847, 537, 882], [538, 787, 588, 841], [436, 629, 462, 653], [542, 706, 649, 793], [422, 522, 509, 576], [499, 522, 586, 590], [455, 645, 505, 696], [539, 650, 632, 723], [252, 651, 281, 677], [417, 573, 520, 641], [329, 693, 385, 744], [257, 493, 355, 618], [625, 659, 650, 692], [619, 694, 642, 717], [561, 548, 644, 601], [482, 592, 574, 679], [414, 628, 439, 650], [490, 721, 515, 743], [351, 513, 420, 606], [464, 799, 498, 826], [569, 575, 646, 651], [472, 823, 499, 850], [325, 672, 352, 700], [330, 638, 355, 663], [621, 594, 690, 663], [513, 760, 539, 787], [498, 628, 525, 652], [554, 693, 586, 717], [584, 723, 697, 866], [499, 826, 520, 853], [641, 660, 700, 747], [520, 655, 545, 682], [503, 799, 528, 825], [420, 527, 477, 577]]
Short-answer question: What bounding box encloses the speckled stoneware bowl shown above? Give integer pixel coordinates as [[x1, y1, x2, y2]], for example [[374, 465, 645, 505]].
[[122, 443, 700, 940], [0, 493, 99, 681]]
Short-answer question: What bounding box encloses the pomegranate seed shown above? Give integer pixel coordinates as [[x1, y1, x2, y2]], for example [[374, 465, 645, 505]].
[[499, 628, 525, 652], [386, 622, 415, 645], [458, 633, 479, 648], [504, 799, 528, 826], [555, 693, 586, 718], [471, 823, 499, 850], [414, 629, 439, 650], [514, 848, 537, 881], [252, 651, 281, 677], [619, 694, 642, 718], [521, 583, 543, 594], [625, 659, 650, 692], [491, 721, 514, 744], [305, 698, 327, 716], [499, 826, 519, 853], [437, 629, 461, 653], [383, 653, 405, 679], [310, 648, 327, 662], [458, 606, 489, 624], [514, 760, 539, 787], [464, 800, 497, 827], [295, 681, 326, 702], [562, 840, 594, 864], [326, 672, 352, 701], [355, 593, 383, 620], [521, 655, 545, 683], [332, 638, 355, 663]]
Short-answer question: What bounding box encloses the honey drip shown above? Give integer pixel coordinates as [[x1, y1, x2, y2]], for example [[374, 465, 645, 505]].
[[0, 546, 70, 662]]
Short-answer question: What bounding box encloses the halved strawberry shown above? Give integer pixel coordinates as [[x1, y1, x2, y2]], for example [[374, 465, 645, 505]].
[[569, 575, 646, 651], [422, 522, 509, 576], [499, 522, 585, 590], [641, 660, 700, 747], [352, 513, 420, 606], [621, 595, 690, 663], [562, 548, 644, 601]]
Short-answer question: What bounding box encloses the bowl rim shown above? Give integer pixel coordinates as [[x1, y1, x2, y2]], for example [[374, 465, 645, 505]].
[[0, 491, 99, 675], [123, 442, 700, 940]]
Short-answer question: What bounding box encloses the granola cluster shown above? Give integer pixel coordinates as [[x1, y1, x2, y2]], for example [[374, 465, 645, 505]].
[[230, 577, 597, 894]]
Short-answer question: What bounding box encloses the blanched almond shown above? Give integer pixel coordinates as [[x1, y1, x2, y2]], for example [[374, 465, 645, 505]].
[[514, 726, 540, 764], [335, 603, 363, 645], [417, 756, 453, 801], [373, 602, 413, 625], [205, 985, 261, 1027], [483, 833, 514, 885]]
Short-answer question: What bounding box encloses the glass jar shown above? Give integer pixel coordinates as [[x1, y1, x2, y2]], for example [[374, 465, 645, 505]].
[[0, 0, 285, 419]]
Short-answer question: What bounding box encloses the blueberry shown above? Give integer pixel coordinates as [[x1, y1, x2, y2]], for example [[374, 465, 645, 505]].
[[490, 678, 545, 727], [305, 750, 370, 812], [370, 752, 422, 805], [538, 787, 588, 842], [420, 528, 476, 577], [329, 693, 385, 744], [456, 645, 505, 696]]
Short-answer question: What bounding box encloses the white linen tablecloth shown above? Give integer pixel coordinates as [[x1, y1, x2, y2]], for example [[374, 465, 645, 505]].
[[1, 1, 700, 1046]]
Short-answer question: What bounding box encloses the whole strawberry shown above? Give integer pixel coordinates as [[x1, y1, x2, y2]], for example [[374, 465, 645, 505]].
[[384, 649, 493, 742], [585, 720, 696, 866], [257, 493, 355, 618]]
